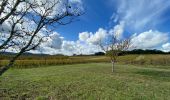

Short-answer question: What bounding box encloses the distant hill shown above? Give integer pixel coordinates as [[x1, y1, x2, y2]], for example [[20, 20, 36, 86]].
[[0, 52, 50, 56], [0, 52, 67, 60], [0, 49, 169, 57], [0, 52, 66, 56]]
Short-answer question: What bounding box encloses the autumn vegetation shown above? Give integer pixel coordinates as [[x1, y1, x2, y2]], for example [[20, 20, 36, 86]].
[[0, 54, 170, 69]]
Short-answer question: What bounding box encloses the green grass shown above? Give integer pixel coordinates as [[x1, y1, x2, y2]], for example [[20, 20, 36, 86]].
[[0, 63, 170, 100]]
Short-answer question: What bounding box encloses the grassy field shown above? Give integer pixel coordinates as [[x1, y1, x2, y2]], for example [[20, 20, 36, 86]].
[[0, 63, 170, 100]]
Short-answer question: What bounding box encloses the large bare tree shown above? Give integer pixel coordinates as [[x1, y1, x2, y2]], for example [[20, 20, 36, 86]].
[[99, 32, 130, 72], [0, 0, 83, 75]]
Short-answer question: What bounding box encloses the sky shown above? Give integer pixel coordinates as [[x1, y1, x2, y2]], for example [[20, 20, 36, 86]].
[[57, 0, 114, 41], [1, 0, 170, 55], [57, 0, 170, 40], [43, 0, 170, 55]]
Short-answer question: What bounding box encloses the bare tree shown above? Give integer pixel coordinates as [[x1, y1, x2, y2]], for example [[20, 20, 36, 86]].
[[0, 0, 83, 75], [99, 33, 130, 72]]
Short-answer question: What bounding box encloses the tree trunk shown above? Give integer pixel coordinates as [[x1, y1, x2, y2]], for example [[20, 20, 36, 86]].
[[111, 60, 114, 73], [0, 60, 14, 76], [0, 51, 22, 76]]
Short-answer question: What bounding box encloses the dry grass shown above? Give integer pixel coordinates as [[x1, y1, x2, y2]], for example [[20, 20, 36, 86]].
[[0, 54, 170, 68]]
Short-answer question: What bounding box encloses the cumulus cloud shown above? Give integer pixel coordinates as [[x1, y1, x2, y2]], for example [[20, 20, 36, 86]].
[[31, 25, 127, 55], [131, 30, 169, 49], [62, 41, 76, 52], [48, 32, 64, 49], [30, 33, 102, 56], [30, 29, 170, 55], [79, 32, 90, 41], [87, 28, 108, 45], [162, 43, 170, 52], [30, 32, 64, 54], [109, 21, 124, 39], [33, 40, 101, 56], [79, 28, 108, 45], [61, 40, 101, 55]]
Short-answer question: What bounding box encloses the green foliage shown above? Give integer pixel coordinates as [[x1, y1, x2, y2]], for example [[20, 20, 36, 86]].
[[0, 63, 170, 99]]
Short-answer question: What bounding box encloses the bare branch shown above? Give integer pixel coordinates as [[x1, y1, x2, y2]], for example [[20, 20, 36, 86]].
[[0, 0, 22, 24]]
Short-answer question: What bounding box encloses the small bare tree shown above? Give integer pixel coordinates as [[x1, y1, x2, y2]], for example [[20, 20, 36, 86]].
[[99, 33, 130, 72], [0, 0, 83, 75]]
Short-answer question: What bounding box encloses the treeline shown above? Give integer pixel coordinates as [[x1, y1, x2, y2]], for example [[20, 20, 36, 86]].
[[94, 49, 170, 56], [1, 49, 169, 59], [124, 49, 170, 54]]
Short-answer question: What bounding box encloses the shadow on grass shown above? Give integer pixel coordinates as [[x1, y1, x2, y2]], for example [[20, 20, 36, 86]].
[[135, 69, 170, 82]]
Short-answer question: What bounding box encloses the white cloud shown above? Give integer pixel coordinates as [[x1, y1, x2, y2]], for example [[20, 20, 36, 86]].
[[30, 37, 101, 56], [62, 41, 76, 52], [78, 28, 108, 45], [29, 29, 170, 55], [111, 0, 170, 32], [69, 0, 82, 3], [0, 0, 84, 55], [61, 40, 102, 55], [109, 21, 124, 39], [30, 32, 64, 54], [48, 32, 64, 49], [31, 25, 127, 55], [131, 30, 169, 49], [79, 32, 90, 41], [162, 43, 170, 52], [108, 0, 170, 52], [86, 28, 108, 45]]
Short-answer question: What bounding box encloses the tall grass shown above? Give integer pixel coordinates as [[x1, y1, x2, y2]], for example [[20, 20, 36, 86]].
[[0, 56, 109, 68], [118, 54, 170, 66], [0, 54, 170, 68]]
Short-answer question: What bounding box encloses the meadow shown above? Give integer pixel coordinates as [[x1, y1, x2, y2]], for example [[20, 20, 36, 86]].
[[0, 63, 170, 99], [0, 54, 170, 99]]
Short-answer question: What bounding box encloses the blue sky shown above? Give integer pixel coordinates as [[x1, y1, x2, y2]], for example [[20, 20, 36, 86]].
[[57, 0, 114, 41], [2, 0, 170, 55], [32, 0, 170, 55], [57, 0, 170, 41]]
